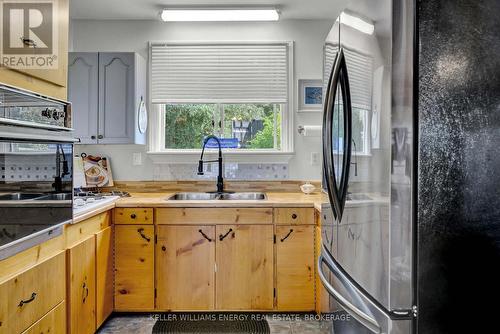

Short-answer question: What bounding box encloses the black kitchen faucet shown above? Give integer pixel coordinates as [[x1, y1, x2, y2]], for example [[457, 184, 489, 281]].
[[198, 135, 226, 193]]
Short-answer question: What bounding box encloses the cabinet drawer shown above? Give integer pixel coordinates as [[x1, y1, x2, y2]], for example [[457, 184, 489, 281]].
[[0, 252, 65, 334], [114, 208, 153, 225], [156, 208, 273, 225], [66, 210, 111, 247], [22, 301, 65, 334], [275, 208, 314, 225]]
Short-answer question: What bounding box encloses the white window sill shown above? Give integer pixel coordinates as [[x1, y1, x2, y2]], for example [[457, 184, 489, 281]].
[[147, 150, 295, 164]]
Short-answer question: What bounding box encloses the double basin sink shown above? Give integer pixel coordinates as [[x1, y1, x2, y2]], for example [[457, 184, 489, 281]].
[[168, 192, 267, 201], [0, 193, 72, 201]]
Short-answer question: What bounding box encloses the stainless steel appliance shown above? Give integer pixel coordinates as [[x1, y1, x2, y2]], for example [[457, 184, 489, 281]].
[[319, 0, 415, 332], [0, 84, 75, 260]]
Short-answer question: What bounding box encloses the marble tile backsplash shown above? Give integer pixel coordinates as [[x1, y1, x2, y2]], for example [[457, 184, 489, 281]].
[[0, 154, 57, 182], [153, 163, 288, 181]]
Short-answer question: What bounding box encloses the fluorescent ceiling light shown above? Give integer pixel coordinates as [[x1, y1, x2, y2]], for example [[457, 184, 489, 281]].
[[340, 12, 374, 35], [160, 8, 279, 22]]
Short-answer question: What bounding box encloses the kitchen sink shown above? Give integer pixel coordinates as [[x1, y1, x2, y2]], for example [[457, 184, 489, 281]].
[[167, 192, 267, 201], [221, 192, 267, 200], [0, 193, 45, 200], [34, 193, 73, 201]]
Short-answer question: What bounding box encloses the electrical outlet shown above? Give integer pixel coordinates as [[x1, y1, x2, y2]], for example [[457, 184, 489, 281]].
[[132, 152, 142, 166], [311, 152, 319, 165]]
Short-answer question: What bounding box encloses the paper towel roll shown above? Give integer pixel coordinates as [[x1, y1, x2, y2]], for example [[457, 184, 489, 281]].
[[298, 125, 322, 137]]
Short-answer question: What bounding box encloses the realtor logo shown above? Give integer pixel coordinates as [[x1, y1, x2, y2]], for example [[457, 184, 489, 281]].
[[0, 0, 58, 69]]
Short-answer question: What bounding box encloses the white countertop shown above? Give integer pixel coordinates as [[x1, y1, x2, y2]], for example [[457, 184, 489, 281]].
[[73, 196, 120, 219]]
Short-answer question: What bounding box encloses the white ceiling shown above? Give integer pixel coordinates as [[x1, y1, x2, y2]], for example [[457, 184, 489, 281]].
[[70, 0, 344, 20]]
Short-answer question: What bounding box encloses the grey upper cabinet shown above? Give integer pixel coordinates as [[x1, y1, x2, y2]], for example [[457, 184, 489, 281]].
[[69, 53, 99, 144], [69, 52, 147, 145]]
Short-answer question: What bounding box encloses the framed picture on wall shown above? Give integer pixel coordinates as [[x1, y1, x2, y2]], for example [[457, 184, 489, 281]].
[[298, 79, 323, 112]]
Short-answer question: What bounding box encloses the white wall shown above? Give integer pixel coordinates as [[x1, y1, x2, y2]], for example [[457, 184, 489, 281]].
[[71, 19, 333, 181]]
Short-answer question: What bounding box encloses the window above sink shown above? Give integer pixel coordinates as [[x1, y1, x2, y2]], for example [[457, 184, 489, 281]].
[[148, 41, 295, 163]]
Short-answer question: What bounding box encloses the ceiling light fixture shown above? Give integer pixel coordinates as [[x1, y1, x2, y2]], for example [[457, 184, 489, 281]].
[[340, 12, 374, 35], [160, 8, 280, 22]]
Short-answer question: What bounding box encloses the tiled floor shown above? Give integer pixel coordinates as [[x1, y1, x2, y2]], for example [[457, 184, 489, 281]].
[[97, 313, 333, 334]]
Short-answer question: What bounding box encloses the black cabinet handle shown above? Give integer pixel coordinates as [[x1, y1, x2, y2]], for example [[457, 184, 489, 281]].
[[280, 229, 294, 242], [130, 213, 137, 219], [199, 229, 212, 242], [137, 228, 151, 242], [91, 135, 96, 140], [98, 135, 104, 139], [291, 213, 298, 220], [82, 281, 89, 303], [219, 228, 233, 241], [18, 292, 37, 307]]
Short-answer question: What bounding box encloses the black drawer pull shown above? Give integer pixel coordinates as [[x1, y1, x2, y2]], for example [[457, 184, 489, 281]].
[[82, 282, 89, 303], [130, 213, 137, 219], [199, 229, 212, 242], [137, 228, 151, 242], [291, 213, 298, 219], [18, 292, 37, 307], [219, 228, 233, 241], [280, 229, 294, 242]]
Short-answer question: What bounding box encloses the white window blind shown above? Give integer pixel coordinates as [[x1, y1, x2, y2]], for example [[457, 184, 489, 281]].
[[151, 43, 290, 104], [323, 43, 339, 96], [323, 45, 373, 110]]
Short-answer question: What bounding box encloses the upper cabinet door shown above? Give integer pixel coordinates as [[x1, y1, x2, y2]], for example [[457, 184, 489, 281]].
[[69, 53, 99, 144], [98, 53, 135, 144]]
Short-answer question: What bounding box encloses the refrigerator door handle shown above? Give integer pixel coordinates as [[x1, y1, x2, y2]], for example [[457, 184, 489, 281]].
[[322, 49, 342, 219], [322, 48, 353, 220], [338, 49, 353, 215], [318, 251, 382, 334]]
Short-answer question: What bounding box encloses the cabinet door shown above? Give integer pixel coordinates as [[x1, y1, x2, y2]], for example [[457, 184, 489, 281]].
[[67, 236, 96, 334], [95, 227, 113, 328], [216, 225, 274, 310], [276, 225, 315, 311], [98, 53, 135, 144], [68, 52, 99, 144], [114, 225, 154, 310], [156, 226, 215, 310]]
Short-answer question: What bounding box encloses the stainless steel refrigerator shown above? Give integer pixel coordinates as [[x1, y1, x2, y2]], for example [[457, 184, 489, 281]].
[[319, 0, 415, 332], [320, 0, 500, 333]]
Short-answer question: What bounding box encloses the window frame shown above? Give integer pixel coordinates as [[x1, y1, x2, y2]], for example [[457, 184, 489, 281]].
[[147, 41, 295, 163]]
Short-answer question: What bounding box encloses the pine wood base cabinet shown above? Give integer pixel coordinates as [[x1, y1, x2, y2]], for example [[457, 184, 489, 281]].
[[67, 236, 96, 334], [216, 224, 274, 310], [114, 225, 155, 310], [0, 252, 65, 334], [154, 208, 314, 312], [156, 226, 216, 310], [276, 225, 315, 311], [95, 227, 114, 328]]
